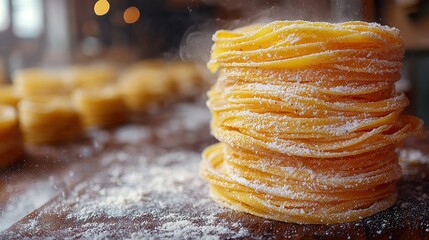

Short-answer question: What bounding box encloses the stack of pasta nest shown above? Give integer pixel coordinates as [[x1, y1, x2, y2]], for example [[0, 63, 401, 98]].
[[200, 21, 423, 224], [119, 60, 203, 112], [13, 68, 83, 144], [0, 60, 205, 168], [18, 95, 82, 144], [0, 105, 23, 168], [72, 86, 128, 128]]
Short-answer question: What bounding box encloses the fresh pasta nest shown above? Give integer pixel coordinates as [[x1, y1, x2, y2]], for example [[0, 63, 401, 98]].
[[0, 105, 23, 167], [200, 21, 424, 224], [18, 96, 82, 144], [13, 68, 72, 97], [119, 60, 203, 112], [66, 65, 118, 89], [119, 67, 174, 112], [72, 86, 128, 128], [0, 85, 21, 107], [0, 60, 204, 169]]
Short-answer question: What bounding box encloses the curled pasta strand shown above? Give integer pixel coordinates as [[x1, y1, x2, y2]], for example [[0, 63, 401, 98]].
[[0, 105, 23, 168], [200, 20, 423, 224]]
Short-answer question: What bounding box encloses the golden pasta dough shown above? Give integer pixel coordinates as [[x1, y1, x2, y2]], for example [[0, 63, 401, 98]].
[[13, 68, 72, 97], [72, 86, 128, 127], [166, 61, 203, 98], [18, 96, 82, 144], [66, 64, 118, 89], [119, 67, 175, 112], [200, 21, 424, 224], [127, 59, 166, 71], [0, 105, 23, 168], [120, 60, 204, 112], [0, 85, 21, 107]]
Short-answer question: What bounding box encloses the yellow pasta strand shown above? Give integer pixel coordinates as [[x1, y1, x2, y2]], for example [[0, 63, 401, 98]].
[[200, 21, 423, 224], [13, 68, 72, 97], [0, 105, 23, 168], [166, 61, 204, 98], [119, 67, 175, 112], [66, 65, 118, 89], [72, 86, 128, 128], [119, 60, 204, 112], [0, 85, 21, 107], [18, 96, 82, 144]]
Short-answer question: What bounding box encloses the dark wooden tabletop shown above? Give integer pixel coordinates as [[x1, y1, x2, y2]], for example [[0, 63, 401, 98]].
[[0, 100, 428, 239]]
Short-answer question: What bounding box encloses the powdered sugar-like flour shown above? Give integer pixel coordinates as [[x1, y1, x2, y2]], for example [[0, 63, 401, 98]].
[[7, 148, 249, 239]]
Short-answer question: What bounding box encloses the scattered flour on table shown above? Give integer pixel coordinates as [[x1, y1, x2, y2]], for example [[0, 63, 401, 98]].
[[156, 103, 210, 137], [86, 129, 111, 150], [11, 148, 248, 239], [114, 125, 151, 144], [398, 148, 429, 164], [175, 103, 211, 131], [63, 150, 203, 221], [0, 180, 58, 231]]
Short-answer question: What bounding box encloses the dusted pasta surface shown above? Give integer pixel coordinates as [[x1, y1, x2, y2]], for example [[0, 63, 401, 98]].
[[201, 21, 424, 224]]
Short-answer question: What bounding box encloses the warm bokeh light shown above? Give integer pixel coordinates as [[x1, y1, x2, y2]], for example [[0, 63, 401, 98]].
[[94, 0, 110, 16], [123, 6, 140, 24]]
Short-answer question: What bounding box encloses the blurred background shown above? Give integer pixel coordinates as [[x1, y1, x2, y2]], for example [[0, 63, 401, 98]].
[[0, 0, 427, 123]]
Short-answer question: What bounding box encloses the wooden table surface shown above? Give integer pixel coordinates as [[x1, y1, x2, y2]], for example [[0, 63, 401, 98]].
[[0, 100, 428, 239]]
